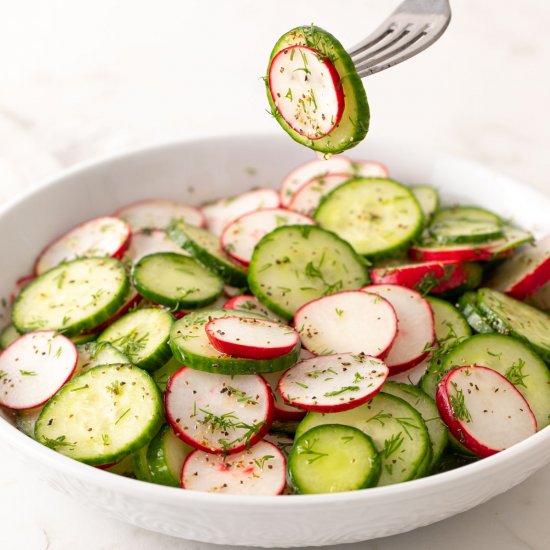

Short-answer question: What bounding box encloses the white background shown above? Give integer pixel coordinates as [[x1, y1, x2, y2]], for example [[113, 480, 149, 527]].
[[1, 1, 550, 548]]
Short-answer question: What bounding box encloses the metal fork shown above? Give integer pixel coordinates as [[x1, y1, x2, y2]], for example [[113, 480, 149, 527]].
[[347, 0, 451, 77]]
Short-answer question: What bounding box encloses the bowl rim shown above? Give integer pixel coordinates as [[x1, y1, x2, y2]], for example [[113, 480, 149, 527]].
[[1, 132, 550, 507]]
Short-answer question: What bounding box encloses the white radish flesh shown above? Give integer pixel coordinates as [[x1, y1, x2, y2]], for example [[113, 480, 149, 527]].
[[294, 290, 397, 356], [0, 331, 77, 410], [488, 236, 550, 299], [288, 174, 352, 216], [182, 440, 286, 495], [205, 316, 299, 360], [279, 353, 388, 412], [35, 217, 130, 275], [362, 285, 434, 373], [269, 46, 344, 140], [223, 294, 286, 323], [221, 208, 315, 265], [280, 157, 352, 207], [388, 355, 431, 385], [436, 365, 537, 457], [115, 199, 204, 232], [165, 367, 273, 454], [262, 349, 314, 421], [202, 189, 280, 237], [125, 229, 189, 263]]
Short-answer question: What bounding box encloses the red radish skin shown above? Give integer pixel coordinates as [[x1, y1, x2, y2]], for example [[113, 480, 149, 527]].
[[410, 241, 515, 263], [221, 208, 315, 266], [223, 295, 285, 323], [115, 199, 205, 231], [436, 365, 537, 458], [35, 216, 131, 275], [488, 236, 550, 299], [165, 367, 273, 455], [278, 353, 388, 413], [0, 331, 77, 410], [279, 157, 387, 207], [294, 290, 398, 357], [370, 261, 467, 294], [268, 45, 344, 140], [181, 440, 286, 495], [262, 348, 314, 422], [125, 229, 189, 263], [288, 173, 352, 217], [202, 189, 280, 237], [362, 285, 435, 374], [280, 157, 352, 207], [205, 316, 299, 360]]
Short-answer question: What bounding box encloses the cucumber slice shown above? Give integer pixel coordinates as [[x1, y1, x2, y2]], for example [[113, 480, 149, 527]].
[[133, 444, 154, 482], [16, 406, 43, 438], [288, 424, 380, 494], [132, 252, 223, 309], [170, 309, 300, 374], [97, 308, 173, 371], [476, 288, 550, 361], [266, 25, 369, 154], [382, 381, 448, 469], [248, 225, 368, 320], [411, 185, 439, 223], [104, 454, 135, 478], [152, 357, 182, 391], [75, 341, 130, 375], [429, 206, 503, 244], [442, 333, 550, 429], [146, 424, 193, 487], [315, 178, 423, 258], [12, 258, 129, 337], [35, 363, 164, 465], [0, 324, 20, 349], [295, 392, 431, 485], [426, 296, 471, 343], [167, 221, 247, 287], [457, 291, 494, 334]]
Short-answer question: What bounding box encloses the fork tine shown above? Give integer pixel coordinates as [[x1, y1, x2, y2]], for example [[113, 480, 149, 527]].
[[354, 26, 431, 75], [347, 0, 451, 78]]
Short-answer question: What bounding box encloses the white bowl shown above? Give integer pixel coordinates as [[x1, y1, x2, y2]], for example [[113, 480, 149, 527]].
[[1, 134, 550, 547]]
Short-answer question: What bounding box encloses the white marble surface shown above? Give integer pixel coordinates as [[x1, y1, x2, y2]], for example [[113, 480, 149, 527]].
[[1, 0, 550, 548]]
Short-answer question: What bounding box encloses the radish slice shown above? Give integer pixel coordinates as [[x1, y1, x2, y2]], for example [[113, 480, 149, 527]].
[[280, 157, 387, 207], [181, 440, 286, 495], [288, 174, 352, 216], [223, 286, 244, 298], [280, 157, 352, 207], [279, 353, 388, 413], [223, 295, 285, 323], [202, 189, 280, 237], [165, 367, 273, 454], [0, 331, 77, 410], [362, 284, 434, 373], [35, 217, 130, 275], [436, 365, 537, 457], [262, 348, 314, 422], [488, 236, 550, 299], [268, 45, 344, 140], [115, 199, 204, 232], [221, 208, 315, 265], [294, 290, 397, 356], [205, 316, 299, 360], [388, 355, 431, 385], [370, 261, 467, 294], [125, 229, 189, 263]]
